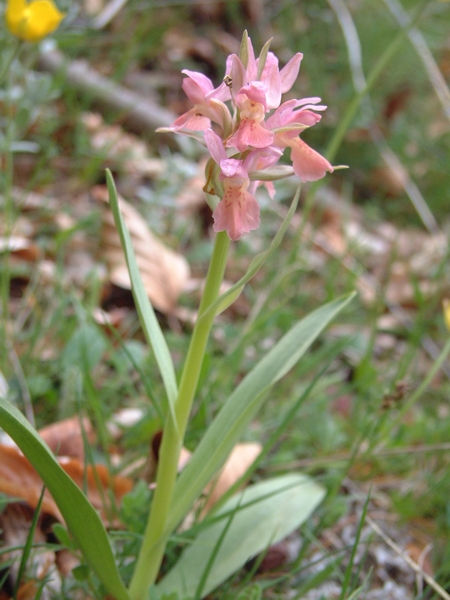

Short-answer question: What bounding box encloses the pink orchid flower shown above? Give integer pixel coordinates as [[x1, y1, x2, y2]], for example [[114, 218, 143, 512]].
[[266, 98, 334, 182], [225, 39, 303, 153], [166, 69, 232, 134], [162, 32, 336, 240], [226, 82, 274, 152], [244, 145, 283, 199], [205, 129, 260, 240], [227, 37, 303, 110], [231, 36, 303, 108]]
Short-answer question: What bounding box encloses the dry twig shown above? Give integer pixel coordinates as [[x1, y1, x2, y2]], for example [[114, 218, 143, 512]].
[[366, 516, 450, 600], [38, 48, 191, 152]]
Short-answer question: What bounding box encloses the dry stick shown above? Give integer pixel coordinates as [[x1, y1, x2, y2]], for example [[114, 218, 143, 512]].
[[37, 48, 191, 152], [366, 516, 450, 600], [92, 0, 130, 29]]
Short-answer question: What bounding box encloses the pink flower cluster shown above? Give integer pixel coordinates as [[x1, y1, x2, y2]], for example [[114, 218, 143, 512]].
[[161, 34, 334, 241]]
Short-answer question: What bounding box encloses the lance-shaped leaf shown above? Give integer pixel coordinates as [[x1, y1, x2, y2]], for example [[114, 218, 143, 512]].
[[166, 292, 355, 536], [157, 474, 325, 598], [106, 169, 178, 430]]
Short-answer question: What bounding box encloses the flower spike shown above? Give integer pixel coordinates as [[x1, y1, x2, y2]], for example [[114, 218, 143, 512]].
[[162, 33, 336, 240]]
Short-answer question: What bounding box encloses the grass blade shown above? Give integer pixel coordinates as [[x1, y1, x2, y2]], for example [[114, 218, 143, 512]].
[[13, 485, 46, 600]]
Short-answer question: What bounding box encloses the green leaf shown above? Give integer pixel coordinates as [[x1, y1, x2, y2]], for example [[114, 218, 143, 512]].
[[249, 165, 295, 181], [167, 292, 355, 536], [157, 474, 325, 598], [256, 37, 272, 80], [0, 397, 131, 600], [72, 564, 91, 582], [236, 583, 262, 600], [14, 485, 46, 598], [61, 322, 107, 371], [106, 169, 178, 430], [239, 30, 249, 69], [52, 523, 75, 549]]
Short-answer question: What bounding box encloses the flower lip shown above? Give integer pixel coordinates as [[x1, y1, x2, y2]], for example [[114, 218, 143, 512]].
[[235, 82, 268, 110]]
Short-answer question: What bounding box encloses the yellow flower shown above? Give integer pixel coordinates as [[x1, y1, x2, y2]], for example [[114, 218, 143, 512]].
[[5, 0, 65, 42]]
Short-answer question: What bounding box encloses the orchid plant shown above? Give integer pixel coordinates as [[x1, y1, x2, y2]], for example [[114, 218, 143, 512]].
[[0, 29, 354, 600]]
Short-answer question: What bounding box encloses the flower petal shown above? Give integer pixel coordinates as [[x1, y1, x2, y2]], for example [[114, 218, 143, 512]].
[[227, 119, 274, 152], [170, 109, 211, 132], [289, 138, 334, 182], [213, 183, 260, 240], [181, 70, 214, 103], [220, 158, 242, 179], [279, 53, 303, 93], [262, 62, 281, 109], [229, 55, 247, 101], [5, 0, 26, 29], [204, 128, 227, 164]]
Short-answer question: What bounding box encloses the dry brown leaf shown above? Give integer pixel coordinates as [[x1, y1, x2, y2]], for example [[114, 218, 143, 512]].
[[59, 458, 133, 524], [0, 444, 132, 526], [257, 538, 300, 572], [370, 165, 409, 197], [201, 442, 262, 515], [55, 549, 80, 578], [175, 157, 208, 216], [163, 28, 216, 67], [38, 417, 95, 461], [146, 430, 192, 482], [0, 503, 66, 599], [82, 113, 164, 177], [17, 581, 41, 600], [11, 187, 59, 213], [94, 185, 190, 314], [147, 433, 260, 514], [0, 237, 40, 262], [92, 306, 130, 329], [0, 445, 62, 520]]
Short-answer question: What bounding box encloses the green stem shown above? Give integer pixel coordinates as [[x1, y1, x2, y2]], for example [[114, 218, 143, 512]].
[[1, 41, 21, 372], [129, 231, 230, 600], [0, 38, 21, 84]]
